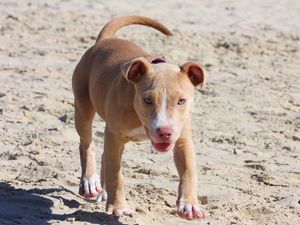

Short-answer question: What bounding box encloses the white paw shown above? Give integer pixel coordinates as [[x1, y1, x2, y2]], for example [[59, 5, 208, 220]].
[[177, 203, 205, 220], [107, 206, 133, 217], [79, 173, 102, 198], [96, 190, 108, 203]]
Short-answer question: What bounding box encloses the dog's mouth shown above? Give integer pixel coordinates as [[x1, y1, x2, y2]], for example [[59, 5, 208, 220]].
[[143, 125, 175, 152], [151, 141, 175, 152]]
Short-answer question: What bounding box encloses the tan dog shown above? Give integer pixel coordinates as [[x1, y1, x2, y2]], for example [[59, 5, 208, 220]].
[[72, 16, 205, 220]]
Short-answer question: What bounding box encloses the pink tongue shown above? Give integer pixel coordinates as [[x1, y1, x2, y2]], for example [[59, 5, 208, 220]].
[[153, 142, 171, 151]]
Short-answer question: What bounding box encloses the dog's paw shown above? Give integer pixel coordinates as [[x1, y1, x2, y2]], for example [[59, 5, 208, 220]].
[[79, 173, 102, 198], [96, 190, 108, 203], [177, 202, 205, 220], [107, 204, 133, 217]]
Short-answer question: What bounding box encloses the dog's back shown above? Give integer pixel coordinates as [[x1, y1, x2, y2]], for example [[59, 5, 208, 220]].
[[72, 16, 172, 121]]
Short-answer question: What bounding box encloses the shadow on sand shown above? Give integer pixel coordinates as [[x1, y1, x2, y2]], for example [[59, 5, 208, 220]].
[[0, 182, 126, 225]]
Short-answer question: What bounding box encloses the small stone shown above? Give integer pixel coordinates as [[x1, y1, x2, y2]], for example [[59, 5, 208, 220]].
[[137, 168, 151, 175], [48, 127, 58, 131], [59, 114, 68, 123], [37, 105, 46, 112], [217, 42, 230, 49], [20, 106, 30, 111], [66, 217, 75, 222], [135, 207, 146, 214], [199, 195, 208, 205], [211, 205, 218, 209], [21, 139, 32, 146], [165, 200, 172, 207], [292, 135, 300, 142], [282, 146, 291, 151]]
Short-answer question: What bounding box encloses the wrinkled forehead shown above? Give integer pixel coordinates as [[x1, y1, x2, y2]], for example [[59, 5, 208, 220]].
[[150, 63, 181, 88], [150, 63, 193, 94], [134, 62, 194, 97], [152, 63, 180, 77]]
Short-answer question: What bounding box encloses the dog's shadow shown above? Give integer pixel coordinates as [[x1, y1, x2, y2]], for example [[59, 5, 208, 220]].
[[0, 182, 126, 225]]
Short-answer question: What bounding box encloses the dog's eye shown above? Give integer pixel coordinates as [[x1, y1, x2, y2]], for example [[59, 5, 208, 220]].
[[177, 98, 186, 105], [144, 97, 153, 105]]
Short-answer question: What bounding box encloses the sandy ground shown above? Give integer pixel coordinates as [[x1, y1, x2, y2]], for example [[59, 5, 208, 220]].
[[0, 0, 300, 224]]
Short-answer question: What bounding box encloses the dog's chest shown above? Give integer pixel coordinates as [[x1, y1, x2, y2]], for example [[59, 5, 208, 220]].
[[127, 126, 147, 141]]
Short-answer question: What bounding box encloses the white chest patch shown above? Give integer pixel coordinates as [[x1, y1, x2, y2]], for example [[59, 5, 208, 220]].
[[127, 126, 147, 141]]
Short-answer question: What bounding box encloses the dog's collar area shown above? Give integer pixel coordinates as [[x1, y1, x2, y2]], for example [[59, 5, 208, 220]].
[[151, 57, 166, 64]]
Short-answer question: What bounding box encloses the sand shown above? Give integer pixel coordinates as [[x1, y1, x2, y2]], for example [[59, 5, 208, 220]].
[[0, 0, 299, 224]]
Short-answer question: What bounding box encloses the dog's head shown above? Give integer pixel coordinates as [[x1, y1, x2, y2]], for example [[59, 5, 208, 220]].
[[121, 57, 205, 152]]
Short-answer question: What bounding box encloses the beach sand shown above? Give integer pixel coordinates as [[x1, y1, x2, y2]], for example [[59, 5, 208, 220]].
[[0, 0, 299, 224]]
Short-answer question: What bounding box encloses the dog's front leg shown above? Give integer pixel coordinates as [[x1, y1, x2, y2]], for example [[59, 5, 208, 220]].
[[103, 126, 131, 216], [79, 141, 102, 197], [174, 134, 205, 220], [75, 100, 102, 198]]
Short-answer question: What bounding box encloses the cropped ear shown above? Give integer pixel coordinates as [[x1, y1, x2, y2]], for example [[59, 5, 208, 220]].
[[180, 62, 205, 87], [121, 57, 152, 83]]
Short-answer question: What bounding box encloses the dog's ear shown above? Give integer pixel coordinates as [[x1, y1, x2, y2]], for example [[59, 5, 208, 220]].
[[180, 62, 205, 87], [121, 57, 152, 83]]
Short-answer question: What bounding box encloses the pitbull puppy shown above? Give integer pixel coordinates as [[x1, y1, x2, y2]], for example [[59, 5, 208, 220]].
[[72, 15, 206, 220]]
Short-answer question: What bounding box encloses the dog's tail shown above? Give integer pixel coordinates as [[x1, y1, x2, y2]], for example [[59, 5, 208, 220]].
[[96, 15, 172, 43]]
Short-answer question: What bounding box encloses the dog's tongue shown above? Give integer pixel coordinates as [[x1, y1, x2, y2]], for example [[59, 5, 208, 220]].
[[152, 142, 171, 152]]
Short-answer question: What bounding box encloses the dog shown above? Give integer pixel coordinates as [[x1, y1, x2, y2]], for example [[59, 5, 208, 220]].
[[72, 15, 206, 220]]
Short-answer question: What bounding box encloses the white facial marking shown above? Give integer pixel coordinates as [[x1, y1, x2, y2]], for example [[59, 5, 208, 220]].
[[151, 88, 169, 129], [148, 63, 180, 130], [160, 88, 168, 123]]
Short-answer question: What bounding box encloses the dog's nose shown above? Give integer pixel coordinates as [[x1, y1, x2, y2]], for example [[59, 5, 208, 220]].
[[157, 127, 173, 139]]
